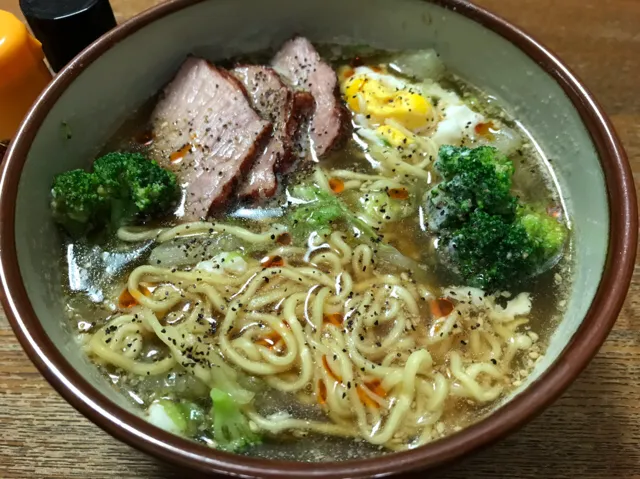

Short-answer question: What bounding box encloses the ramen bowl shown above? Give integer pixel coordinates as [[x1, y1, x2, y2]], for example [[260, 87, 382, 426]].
[[0, 0, 636, 477]]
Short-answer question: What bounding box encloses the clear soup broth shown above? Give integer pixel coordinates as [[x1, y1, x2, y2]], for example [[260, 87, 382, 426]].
[[58, 43, 572, 461]]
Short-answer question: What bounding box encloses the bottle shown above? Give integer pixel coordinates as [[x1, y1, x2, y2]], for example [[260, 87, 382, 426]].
[[20, 0, 117, 73], [0, 10, 53, 158]]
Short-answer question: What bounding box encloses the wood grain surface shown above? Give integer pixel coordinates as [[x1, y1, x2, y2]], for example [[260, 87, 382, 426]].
[[1, 0, 639, 478]]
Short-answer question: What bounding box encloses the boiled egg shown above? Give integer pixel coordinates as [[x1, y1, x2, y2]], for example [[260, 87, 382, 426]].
[[431, 103, 485, 146], [341, 65, 521, 155], [340, 66, 435, 133], [375, 125, 414, 148], [425, 82, 521, 154]]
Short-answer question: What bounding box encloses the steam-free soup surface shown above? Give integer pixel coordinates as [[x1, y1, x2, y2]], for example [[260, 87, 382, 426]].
[[58, 41, 572, 461]]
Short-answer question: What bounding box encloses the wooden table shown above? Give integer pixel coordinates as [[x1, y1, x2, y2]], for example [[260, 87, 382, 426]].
[[0, 0, 639, 477]]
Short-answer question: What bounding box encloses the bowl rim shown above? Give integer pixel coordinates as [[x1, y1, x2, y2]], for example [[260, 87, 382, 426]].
[[0, 0, 637, 477]]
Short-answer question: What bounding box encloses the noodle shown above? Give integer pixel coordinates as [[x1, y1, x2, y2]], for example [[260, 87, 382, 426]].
[[56, 43, 569, 460], [87, 224, 541, 450]]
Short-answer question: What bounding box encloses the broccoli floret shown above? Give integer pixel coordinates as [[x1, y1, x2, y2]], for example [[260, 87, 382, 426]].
[[427, 145, 568, 290], [517, 206, 568, 265], [93, 152, 179, 227], [447, 211, 533, 288], [50, 151, 179, 235], [210, 388, 261, 452], [93, 152, 179, 214], [448, 208, 567, 289], [427, 145, 516, 231], [51, 169, 107, 235], [436, 144, 514, 182]]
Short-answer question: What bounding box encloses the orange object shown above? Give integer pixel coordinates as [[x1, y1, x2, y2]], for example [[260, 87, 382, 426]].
[[119, 284, 154, 308], [322, 355, 342, 383], [255, 331, 282, 349], [323, 312, 343, 327], [357, 379, 387, 408], [260, 255, 285, 268], [328, 178, 345, 193], [275, 232, 292, 245], [474, 121, 496, 140], [317, 379, 327, 405], [0, 10, 52, 141], [118, 288, 137, 309], [342, 68, 355, 79], [388, 188, 409, 200], [170, 143, 192, 163], [430, 297, 455, 318]]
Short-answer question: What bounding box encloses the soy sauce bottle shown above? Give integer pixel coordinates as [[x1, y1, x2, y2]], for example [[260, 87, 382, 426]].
[[20, 0, 117, 73]]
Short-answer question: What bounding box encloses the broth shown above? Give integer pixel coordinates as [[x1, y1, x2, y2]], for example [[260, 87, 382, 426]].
[[57, 43, 572, 460]]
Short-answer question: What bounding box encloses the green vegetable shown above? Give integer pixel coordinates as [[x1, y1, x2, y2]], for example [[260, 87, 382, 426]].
[[288, 183, 433, 284], [51, 169, 106, 236], [179, 400, 207, 436], [51, 151, 179, 236], [517, 206, 567, 266], [154, 399, 188, 433], [359, 191, 413, 225], [427, 145, 515, 231], [287, 185, 380, 242], [427, 145, 567, 290], [195, 251, 249, 275], [93, 152, 179, 228], [148, 362, 260, 452], [449, 211, 533, 289], [210, 387, 261, 452], [61, 121, 73, 140], [148, 399, 206, 437]]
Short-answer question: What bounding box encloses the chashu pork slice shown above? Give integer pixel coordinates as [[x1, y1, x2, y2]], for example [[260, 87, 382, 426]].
[[272, 36, 349, 159], [232, 65, 314, 199], [152, 58, 272, 220]]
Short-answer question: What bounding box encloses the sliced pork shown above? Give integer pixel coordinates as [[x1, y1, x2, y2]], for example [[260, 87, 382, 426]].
[[152, 58, 271, 220], [272, 37, 349, 159], [232, 65, 313, 199]]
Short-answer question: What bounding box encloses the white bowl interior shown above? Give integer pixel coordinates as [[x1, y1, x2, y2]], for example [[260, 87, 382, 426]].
[[14, 0, 607, 415]]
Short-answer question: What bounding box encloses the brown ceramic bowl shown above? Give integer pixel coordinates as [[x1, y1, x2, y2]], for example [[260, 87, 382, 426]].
[[0, 0, 637, 477]]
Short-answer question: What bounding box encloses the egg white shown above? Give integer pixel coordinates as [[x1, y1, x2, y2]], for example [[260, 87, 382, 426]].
[[346, 67, 521, 155], [349, 66, 410, 91]]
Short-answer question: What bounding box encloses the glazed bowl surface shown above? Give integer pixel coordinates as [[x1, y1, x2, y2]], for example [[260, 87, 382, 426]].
[[0, 0, 636, 477]]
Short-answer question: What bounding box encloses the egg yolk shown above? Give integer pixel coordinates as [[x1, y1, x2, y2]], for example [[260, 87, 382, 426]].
[[342, 75, 432, 131], [375, 125, 413, 148]]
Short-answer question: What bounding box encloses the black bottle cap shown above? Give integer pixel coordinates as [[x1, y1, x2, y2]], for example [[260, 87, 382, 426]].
[[20, 0, 117, 73]]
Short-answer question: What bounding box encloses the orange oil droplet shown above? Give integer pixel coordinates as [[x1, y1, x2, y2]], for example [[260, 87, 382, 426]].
[[317, 380, 328, 405], [323, 313, 343, 327], [118, 288, 137, 309], [430, 297, 454, 318], [135, 130, 154, 146], [261, 255, 284, 268], [255, 331, 281, 349], [276, 233, 292, 246], [329, 178, 345, 194], [322, 355, 343, 383], [474, 121, 496, 139], [388, 188, 409, 200], [170, 143, 192, 163]]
